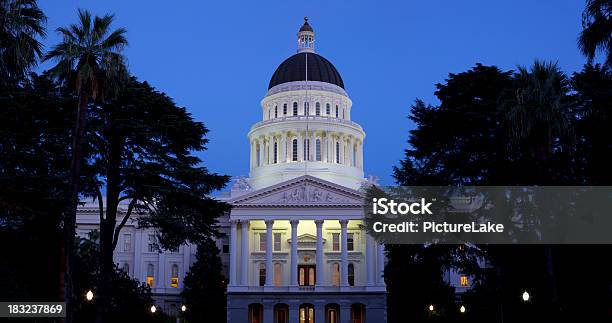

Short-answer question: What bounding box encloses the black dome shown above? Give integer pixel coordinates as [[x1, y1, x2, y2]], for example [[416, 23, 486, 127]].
[[268, 53, 344, 89]]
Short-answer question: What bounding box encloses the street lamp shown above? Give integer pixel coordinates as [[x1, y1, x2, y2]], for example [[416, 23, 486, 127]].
[[428, 304, 434, 312], [181, 305, 187, 312], [459, 305, 466, 313], [522, 291, 530, 302], [86, 290, 93, 301], [150, 305, 157, 313]]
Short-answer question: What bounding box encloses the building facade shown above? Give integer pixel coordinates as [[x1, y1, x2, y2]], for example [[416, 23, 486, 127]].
[[76, 18, 388, 322]]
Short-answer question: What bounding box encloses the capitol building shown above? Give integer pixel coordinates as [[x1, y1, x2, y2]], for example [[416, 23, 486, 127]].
[[77, 18, 388, 323]]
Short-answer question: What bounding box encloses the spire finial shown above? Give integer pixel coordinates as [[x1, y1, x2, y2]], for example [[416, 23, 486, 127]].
[[297, 17, 315, 53]]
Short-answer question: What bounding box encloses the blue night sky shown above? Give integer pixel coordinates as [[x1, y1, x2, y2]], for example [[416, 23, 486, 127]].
[[39, 1, 589, 186]]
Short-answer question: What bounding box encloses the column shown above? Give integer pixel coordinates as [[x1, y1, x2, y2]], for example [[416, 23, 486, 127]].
[[339, 136, 345, 165], [322, 132, 328, 162], [315, 220, 324, 286], [229, 220, 238, 286], [340, 304, 351, 323], [263, 304, 273, 323], [340, 220, 349, 287], [309, 132, 315, 161], [258, 137, 264, 167], [240, 220, 249, 286], [377, 243, 386, 286], [268, 135, 274, 164], [290, 220, 299, 286], [349, 137, 355, 166], [366, 233, 374, 286], [358, 141, 363, 169], [281, 132, 287, 163], [265, 220, 274, 286]]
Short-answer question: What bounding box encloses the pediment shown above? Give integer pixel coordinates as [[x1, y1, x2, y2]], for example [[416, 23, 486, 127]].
[[229, 175, 364, 207]]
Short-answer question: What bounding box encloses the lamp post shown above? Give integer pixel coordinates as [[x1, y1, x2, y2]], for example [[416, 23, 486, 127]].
[[459, 305, 466, 314], [150, 305, 157, 314], [428, 304, 434, 312], [85, 290, 93, 302]]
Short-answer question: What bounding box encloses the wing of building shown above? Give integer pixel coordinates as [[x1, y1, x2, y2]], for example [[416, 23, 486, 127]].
[[76, 17, 387, 323]]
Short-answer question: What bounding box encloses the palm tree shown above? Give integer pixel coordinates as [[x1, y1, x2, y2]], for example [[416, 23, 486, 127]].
[[0, 0, 46, 81], [43, 9, 127, 323], [578, 0, 612, 66], [505, 61, 573, 311], [506, 60, 572, 163]]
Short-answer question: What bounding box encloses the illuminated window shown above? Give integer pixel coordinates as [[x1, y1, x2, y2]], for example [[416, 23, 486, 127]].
[[460, 275, 469, 286], [299, 304, 314, 323], [123, 233, 131, 252], [315, 102, 320, 116], [274, 263, 282, 287], [315, 139, 321, 161], [260, 233, 266, 251], [147, 234, 156, 252], [170, 264, 179, 288], [146, 264, 155, 287], [347, 233, 354, 251], [292, 139, 298, 161], [293, 102, 298, 116], [274, 233, 281, 251], [259, 263, 266, 286], [332, 263, 340, 287], [348, 263, 355, 286], [332, 233, 340, 251]]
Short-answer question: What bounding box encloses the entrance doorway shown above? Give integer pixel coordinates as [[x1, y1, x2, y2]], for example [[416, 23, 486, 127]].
[[298, 265, 316, 286]]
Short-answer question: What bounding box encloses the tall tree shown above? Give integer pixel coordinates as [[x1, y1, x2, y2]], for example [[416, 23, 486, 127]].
[[0, 0, 46, 82], [182, 239, 227, 323], [579, 0, 612, 66], [84, 78, 230, 322], [43, 10, 128, 322]]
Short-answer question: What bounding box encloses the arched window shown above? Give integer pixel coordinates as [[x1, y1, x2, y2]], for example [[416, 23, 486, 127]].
[[293, 102, 298, 116], [292, 139, 298, 161], [171, 264, 179, 288], [146, 264, 155, 287], [326, 103, 330, 115], [275, 304, 289, 323], [351, 303, 366, 323], [274, 263, 282, 287], [283, 104, 287, 115], [335, 105, 339, 118], [249, 304, 263, 323], [259, 263, 266, 286], [273, 142, 278, 164], [299, 304, 314, 323], [303, 139, 309, 161], [315, 102, 320, 116], [332, 263, 340, 287], [348, 263, 355, 286], [274, 105, 278, 118], [336, 142, 340, 163], [315, 139, 321, 161], [326, 304, 340, 323], [304, 102, 309, 115], [122, 263, 129, 274]]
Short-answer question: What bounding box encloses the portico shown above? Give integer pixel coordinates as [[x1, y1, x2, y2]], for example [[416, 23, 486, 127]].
[[226, 176, 387, 323]]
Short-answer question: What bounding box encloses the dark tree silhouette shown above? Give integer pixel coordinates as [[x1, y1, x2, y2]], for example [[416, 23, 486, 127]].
[[182, 239, 227, 323], [43, 10, 128, 321], [579, 0, 612, 66]]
